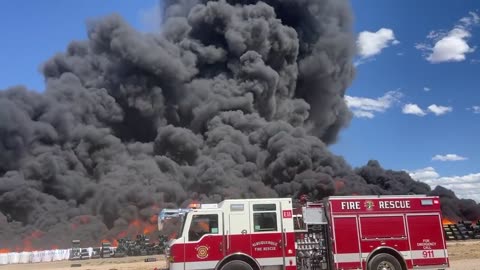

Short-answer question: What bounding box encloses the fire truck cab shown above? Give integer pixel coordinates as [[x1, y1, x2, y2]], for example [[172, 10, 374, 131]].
[[161, 195, 449, 270]]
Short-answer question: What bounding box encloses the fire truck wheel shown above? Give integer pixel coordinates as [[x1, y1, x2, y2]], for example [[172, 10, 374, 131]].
[[368, 253, 402, 270], [220, 260, 254, 270]]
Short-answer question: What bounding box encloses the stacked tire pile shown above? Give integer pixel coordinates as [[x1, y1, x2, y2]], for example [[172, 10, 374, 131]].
[[443, 221, 480, 240], [101, 242, 113, 258], [112, 234, 164, 257]]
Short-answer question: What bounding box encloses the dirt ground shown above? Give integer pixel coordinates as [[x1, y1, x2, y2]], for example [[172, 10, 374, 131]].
[[0, 255, 167, 270], [1, 240, 479, 269]]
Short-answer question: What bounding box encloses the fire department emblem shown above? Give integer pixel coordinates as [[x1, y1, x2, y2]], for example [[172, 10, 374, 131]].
[[364, 200, 374, 210], [196, 245, 209, 259]]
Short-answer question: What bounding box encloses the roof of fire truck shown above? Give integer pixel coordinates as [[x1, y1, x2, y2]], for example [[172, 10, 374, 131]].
[[328, 194, 434, 199], [188, 197, 294, 210], [159, 194, 440, 220]]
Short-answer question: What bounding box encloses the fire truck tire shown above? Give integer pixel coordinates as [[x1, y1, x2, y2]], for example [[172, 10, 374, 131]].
[[220, 260, 254, 270], [368, 253, 402, 270]]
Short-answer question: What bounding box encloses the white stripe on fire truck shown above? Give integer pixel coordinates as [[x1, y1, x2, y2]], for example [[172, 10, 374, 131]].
[[410, 249, 448, 259], [257, 256, 297, 266], [169, 256, 297, 270], [170, 261, 217, 270], [334, 249, 448, 263]]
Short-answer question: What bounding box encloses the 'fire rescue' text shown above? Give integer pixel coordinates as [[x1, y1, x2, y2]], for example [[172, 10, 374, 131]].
[[341, 200, 411, 210]]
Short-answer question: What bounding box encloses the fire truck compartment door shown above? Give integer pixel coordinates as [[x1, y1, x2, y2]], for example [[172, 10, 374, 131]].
[[249, 200, 286, 267], [182, 210, 225, 270], [332, 216, 362, 269], [228, 203, 252, 256], [406, 213, 448, 267]]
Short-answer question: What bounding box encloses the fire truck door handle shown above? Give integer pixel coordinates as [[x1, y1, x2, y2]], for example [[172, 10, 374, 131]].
[[226, 230, 230, 249], [241, 229, 247, 234]]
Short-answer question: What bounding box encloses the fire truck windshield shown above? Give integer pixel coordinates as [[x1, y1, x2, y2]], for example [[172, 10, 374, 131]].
[[158, 208, 191, 240], [175, 215, 187, 239]]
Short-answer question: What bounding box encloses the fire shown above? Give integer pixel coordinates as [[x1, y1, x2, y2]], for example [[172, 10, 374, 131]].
[[100, 238, 118, 247], [126, 215, 158, 235], [442, 217, 456, 225], [169, 232, 178, 239], [112, 205, 160, 242], [334, 179, 345, 192], [20, 230, 45, 252], [71, 215, 91, 230], [117, 230, 128, 239], [0, 248, 10, 254]]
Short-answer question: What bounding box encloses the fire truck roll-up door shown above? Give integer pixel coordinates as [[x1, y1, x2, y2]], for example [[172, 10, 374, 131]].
[[406, 213, 448, 268], [181, 209, 225, 270], [331, 216, 362, 269]]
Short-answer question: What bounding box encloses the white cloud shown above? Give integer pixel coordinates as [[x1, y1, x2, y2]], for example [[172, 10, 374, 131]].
[[427, 28, 474, 63], [459, 11, 480, 27], [423, 87, 431, 92], [469, 106, 480, 114], [402, 103, 426, 116], [345, 90, 402, 118], [402, 103, 453, 116], [357, 28, 399, 58], [408, 167, 440, 182], [427, 104, 453, 115], [432, 154, 468, 161], [416, 11, 479, 63], [408, 167, 480, 202]]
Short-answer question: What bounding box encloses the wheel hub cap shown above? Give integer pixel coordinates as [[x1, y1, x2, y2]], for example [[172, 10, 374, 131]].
[[377, 261, 395, 270]]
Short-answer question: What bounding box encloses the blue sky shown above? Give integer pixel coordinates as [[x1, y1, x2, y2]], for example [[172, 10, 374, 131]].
[[1, 1, 479, 201], [332, 0, 480, 202]]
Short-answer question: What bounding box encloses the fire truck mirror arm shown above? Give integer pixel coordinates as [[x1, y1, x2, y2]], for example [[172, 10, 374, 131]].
[[365, 246, 407, 270]]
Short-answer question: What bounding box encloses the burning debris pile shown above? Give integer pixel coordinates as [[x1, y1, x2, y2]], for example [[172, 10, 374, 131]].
[[0, 0, 479, 251]]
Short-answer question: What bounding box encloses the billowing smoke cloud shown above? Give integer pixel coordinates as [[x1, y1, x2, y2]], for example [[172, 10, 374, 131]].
[[0, 0, 478, 250]]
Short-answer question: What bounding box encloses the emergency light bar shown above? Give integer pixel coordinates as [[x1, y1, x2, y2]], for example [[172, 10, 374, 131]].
[[421, 199, 440, 205], [200, 203, 218, 209], [187, 202, 218, 209]]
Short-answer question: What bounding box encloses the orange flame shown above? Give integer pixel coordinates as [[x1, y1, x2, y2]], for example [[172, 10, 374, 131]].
[[169, 232, 178, 239], [117, 230, 128, 239], [442, 217, 455, 225], [0, 248, 10, 254], [100, 238, 118, 247], [127, 216, 157, 235], [19, 230, 45, 252], [112, 205, 160, 243], [334, 179, 345, 192]]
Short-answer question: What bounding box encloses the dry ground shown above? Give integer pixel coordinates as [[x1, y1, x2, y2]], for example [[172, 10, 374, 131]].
[[1, 240, 479, 270]]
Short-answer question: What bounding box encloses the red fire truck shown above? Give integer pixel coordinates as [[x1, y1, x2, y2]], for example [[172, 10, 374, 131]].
[[159, 195, 449, 270]]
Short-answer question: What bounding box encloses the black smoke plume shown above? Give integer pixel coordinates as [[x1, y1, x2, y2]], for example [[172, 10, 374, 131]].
[[0, 0, 478, 250]]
